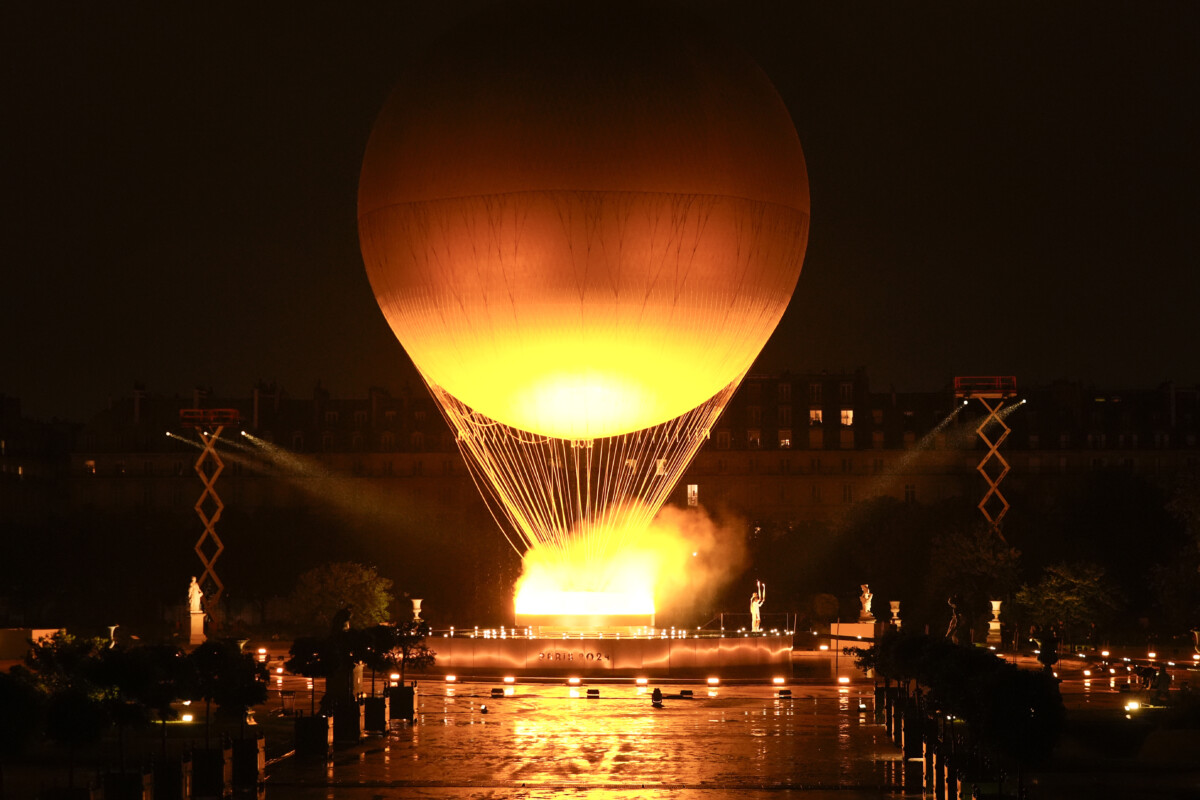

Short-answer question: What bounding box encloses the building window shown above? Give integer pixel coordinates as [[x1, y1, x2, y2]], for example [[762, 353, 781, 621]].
[[809, 409, 823, 426], [778, 429, 792, 449], [384, 410, 396, 422], [322, 432, 334, 451], [85, 460, 96, 475], [809, 383, 822, 403], [1028, 434, 1039, 448], [841, 409, 854, 427], [811, 483, 821, 502], [780, 457, 791, 473], [872, 430, 884, 449], [872, 409, 883, 425], [716, 430, 731, 450], [656, 458, 666, 476], [904, 484, 916, 504], [324, 410, 339, 423], [292, 432, 305, 450], [687, 484, 699, 507], [810, 457, 821, 473], [383, 460, 393, 476], [354, 410, 368, 425], [778, 382, 792, 402], [839, 382, 853, 404], [381, 432, 395, 450], [411, 431, 425, 451], [843, 484, 853, 503], [903, 431, 916, 446], [748, 429, 761, 448], [778, 405, 792, 426], [872, 458, 884, 474], [414, 409, 428, 422], [841, 458, 852, 473], [351, 433, 364, 451], [748, 406, 762, 425]]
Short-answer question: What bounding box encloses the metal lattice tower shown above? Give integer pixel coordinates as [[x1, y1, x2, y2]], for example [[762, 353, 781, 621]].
[[954, 377, 1018, 541], [179, 408, 241, 603]]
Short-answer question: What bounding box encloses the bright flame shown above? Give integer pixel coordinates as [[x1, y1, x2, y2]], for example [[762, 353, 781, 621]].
[[513, 503, 745, 619]]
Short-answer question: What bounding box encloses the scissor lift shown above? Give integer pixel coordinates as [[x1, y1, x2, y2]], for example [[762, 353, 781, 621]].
[[179, 408, 241, 603], [953, 377, 1018, 540]]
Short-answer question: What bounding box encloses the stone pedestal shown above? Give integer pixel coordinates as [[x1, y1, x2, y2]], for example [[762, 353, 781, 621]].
[[189, 612, 205, 646], [889, 600, 902, 629], [987, 600, 1002, 645]]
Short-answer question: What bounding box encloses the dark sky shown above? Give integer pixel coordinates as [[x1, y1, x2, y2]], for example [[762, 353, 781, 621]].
[[4, 3, 1197, 423]]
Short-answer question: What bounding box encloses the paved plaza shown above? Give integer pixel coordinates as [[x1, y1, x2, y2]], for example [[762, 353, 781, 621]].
[[266, 680, 904, 799]]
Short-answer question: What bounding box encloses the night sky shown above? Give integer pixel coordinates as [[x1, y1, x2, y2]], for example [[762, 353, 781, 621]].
[[4, 3, 1197, 423]]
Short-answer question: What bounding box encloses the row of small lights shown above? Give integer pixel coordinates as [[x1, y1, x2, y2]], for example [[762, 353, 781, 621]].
[[443, 626, 794, 639]]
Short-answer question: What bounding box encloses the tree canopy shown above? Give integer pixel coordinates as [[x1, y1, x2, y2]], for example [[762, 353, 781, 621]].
[[287, 561, 394, 633]]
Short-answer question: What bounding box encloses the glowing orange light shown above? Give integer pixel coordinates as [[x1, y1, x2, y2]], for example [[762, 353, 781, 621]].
[[503, 676, 515, 684], [567, 677, 581, 685], [772, 677, 786, 685], [837, 677, 850, 684], [635, 678, 648, 685], [445, 675, 457, 683], [706, 677, 720, 686]]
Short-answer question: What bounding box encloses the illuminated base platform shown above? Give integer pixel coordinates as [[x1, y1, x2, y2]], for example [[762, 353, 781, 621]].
[[428, 632, 793, 679]]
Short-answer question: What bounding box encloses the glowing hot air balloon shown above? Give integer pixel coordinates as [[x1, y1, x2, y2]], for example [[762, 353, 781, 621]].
[[358, 5, 809, 619]]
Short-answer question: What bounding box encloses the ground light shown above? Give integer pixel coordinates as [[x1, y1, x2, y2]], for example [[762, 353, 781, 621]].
[[772, 677, 786, 685], [503, 676, 515, 683], [838, 676, 850, 684], [706, 677, 720, 686], [635, 677, 648, 685]]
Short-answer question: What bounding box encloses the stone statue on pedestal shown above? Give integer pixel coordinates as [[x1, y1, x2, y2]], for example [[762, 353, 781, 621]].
[[188, 576, 203, 614], [187, 576, 205, 645], [858, 584, 874, 621]]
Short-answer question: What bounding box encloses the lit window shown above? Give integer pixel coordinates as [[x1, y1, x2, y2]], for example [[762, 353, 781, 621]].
[[748, 429, 761, 448], [687, 484, 698, 507], [779, 429, 792, 449], [656, 459, 666, 476], [841, 409, 854, 426], [809, 409, 823, 426], [625, 458, 637, 469]]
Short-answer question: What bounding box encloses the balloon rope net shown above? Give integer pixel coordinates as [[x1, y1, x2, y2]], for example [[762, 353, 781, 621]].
[[427, 378, 741, 572]]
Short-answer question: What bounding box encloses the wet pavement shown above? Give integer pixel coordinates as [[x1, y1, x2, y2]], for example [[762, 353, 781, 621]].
[[266, 681, 905, 799]]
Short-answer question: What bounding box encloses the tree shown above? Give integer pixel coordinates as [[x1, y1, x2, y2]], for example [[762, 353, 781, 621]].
[[1014, 562, 1119, 645], [287, 562, 394, 634], [186, 640, 268, 743], [928, 524, 1021, 641]]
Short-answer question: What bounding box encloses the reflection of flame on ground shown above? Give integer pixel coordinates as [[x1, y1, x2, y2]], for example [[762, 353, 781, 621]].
[[512, 503, 746, 621]]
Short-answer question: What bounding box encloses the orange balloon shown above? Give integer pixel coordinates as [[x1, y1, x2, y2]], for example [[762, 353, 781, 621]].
[[359, 6, 809, 440]]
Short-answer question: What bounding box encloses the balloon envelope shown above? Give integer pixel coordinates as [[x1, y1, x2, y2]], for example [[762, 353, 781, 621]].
[[359, 5, 809, 439]]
